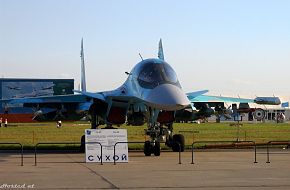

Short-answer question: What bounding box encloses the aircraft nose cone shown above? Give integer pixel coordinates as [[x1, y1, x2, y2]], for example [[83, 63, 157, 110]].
[[145, 84, 190, 111]]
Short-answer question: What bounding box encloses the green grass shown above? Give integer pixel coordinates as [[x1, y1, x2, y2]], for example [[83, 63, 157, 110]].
[[0, 122, 290, 150]]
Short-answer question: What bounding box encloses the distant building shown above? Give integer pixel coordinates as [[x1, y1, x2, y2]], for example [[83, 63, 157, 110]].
[[264, 109, 290, 122], [0, 78, 74, 122]]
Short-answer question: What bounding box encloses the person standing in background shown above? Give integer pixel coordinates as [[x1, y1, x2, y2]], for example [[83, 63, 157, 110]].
[[4, 119, 8, 127]]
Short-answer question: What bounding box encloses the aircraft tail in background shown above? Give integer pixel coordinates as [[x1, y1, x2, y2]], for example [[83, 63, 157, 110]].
[[80, 38, 87, 92], [158, 39, 164, 60]]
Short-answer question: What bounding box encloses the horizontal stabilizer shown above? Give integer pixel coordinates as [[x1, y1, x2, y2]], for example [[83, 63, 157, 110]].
[[186, 90, 209, 99]]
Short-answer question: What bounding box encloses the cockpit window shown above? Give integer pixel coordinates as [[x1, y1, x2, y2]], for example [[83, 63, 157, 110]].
[[137, 61, 181, 89]]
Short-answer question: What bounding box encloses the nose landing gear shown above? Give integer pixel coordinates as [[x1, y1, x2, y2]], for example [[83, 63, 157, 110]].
[[144, 122, 185, 156], [144, 140, 161, 156]]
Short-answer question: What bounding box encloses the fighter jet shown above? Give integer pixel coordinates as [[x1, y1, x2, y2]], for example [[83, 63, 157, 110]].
[[1, 39, 281, 156]]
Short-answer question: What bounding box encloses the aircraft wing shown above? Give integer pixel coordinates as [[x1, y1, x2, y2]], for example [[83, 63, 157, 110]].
[[189, 94, 254, 103], [2, 89, 134, 105], [73, 90, 105, 101], [74, 90, 143, 104], [2, 89, 144, 112], [187, 92, 281, 105]]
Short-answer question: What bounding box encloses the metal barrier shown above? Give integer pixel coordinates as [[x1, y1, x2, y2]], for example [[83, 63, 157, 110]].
[[113, 141, 182, 165], [34, 141, 181, 166], [266, 140, 290, 163], [85, 142, 103, 165], [0, 143, 23, 166], [191, 141, 257, 164], [34, 142, 81, 166], [34, 142, 104, 166]]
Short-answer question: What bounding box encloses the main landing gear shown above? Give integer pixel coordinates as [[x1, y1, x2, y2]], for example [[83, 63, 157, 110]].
[[171, 134, 185, 152]]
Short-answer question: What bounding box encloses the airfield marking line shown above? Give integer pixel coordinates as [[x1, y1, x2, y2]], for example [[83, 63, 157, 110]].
[[32, 188, 113, 190], [64, 154, 119, 190], [112, 185, 290, 189]]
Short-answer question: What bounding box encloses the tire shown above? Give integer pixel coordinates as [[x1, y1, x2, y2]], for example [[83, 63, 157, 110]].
[[172, 134, 185, 152], [80, 135, 85, 153], [144, 141, 151, 156], [153, 141, 160, 156], [166, 135, 173, 147]]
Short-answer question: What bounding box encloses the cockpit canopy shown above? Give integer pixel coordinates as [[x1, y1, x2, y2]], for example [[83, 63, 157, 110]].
[[137, 60, 181, 89]]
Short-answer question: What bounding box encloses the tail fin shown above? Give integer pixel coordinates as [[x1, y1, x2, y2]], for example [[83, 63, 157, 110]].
[[158, 39, 164, 60], [80, 38, 87, 92]]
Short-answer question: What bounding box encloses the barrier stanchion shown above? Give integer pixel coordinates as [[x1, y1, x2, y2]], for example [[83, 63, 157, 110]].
[[113, 141, 182, 165], [34, 142, 81, 166], [266, 143, 270, 163], [86, 142, 103, 165], [191, 141, 257, 164], [0, 143, 23, 166], [254, 142, 257, 163], [266, 141, 290, 164], [178, 142, 181, 164], [191, 144, 194, 164], [113, 141, 144, 165]]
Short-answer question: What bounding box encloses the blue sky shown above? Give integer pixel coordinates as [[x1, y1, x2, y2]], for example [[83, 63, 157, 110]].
[[1, 0, 289, 102]]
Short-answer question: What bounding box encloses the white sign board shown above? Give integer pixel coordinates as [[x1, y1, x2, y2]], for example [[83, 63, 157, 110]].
[[85, 129, 128, 163]]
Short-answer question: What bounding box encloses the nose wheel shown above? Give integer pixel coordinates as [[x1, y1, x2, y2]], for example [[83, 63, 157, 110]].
[[144, 141, 161, 156]]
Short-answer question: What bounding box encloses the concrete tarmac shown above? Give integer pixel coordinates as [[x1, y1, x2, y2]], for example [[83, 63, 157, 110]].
[[0, 149, 290, 189]]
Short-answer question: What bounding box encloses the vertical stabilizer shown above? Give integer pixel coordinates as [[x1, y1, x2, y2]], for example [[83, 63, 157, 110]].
[[158, 39, 164, 60], [80, 38, 87, 92]]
